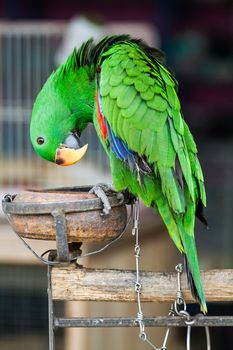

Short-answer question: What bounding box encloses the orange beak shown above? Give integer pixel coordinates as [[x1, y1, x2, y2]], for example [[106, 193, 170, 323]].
[[55, 144, 88, 166]]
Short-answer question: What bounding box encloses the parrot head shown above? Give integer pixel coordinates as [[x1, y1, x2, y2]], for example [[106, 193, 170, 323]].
[[30, 87, 88, 166], [30, 50, 96, 166]]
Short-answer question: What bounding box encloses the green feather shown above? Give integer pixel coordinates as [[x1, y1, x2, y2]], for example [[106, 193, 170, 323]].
[[166, 85, 180, 110], [110, 84, 126, 99], [168, 106, 184, 135], [100, 61, 112, 80], [151, 72, 164, 86], [108, 54, 124, 67], [123, 76, 135, 85], [158, 64, 176, 87], [117, 85, 137, 109], [146, 130, 158, 163], [100, 82, 111, 97], [110, 64, 124, 76], [151, 84, 167, 98], [128, 101, 147, 127], [134, 78, 149, 93], [143, 108, 167, 131], [138, 65, 151, 73], [147, 94, 168, 112], [140, 128, 153, 155], [140, 88, 154, 101], [177, 146, 195, 202], [157, 123, 176, 167], [126, 66, 141, 77], [128, 52, 141, 59], [168, 117, 179, 152], [101, 96, 115, 125], [111, 103, 121, 134], [142, 75, 155, 86], [121, 58, 135, 69], [121, 94, 142, 119], [109, 72, 126, 86], [128, 126, 142, 152], [183, 122, 198, 153], [157, 164, 185, 214], [189, 153, 206, 206]]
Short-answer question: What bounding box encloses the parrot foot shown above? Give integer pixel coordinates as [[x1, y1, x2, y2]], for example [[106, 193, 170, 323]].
[[89, 183, 115, 216], [89, 183, 136, 215]]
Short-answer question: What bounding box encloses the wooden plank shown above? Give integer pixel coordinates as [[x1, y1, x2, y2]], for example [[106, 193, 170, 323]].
[[51, 265, 233, 303]]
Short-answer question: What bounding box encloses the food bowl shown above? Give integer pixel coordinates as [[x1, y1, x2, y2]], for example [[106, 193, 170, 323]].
[[2, 186, 129, 243]]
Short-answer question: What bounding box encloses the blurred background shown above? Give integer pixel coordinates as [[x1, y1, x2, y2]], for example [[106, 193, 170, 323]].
[[0, 0, 232, 349]]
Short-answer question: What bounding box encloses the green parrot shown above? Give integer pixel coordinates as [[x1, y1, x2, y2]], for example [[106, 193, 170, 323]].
[[30, 35, 207, 313]]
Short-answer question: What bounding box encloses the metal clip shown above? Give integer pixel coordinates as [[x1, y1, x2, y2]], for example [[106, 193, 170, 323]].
[[132, 198, 140, 236], [174, 264, 187, 315]]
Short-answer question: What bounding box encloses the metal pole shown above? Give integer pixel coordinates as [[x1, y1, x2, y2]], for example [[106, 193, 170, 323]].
[[48, 265, 55, 350], [51, 209, 69, 263], [53, 316, 233, 328]]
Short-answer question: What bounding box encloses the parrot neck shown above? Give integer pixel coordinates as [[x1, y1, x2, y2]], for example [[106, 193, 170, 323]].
[[56, 64, 96, 132], [72, 66, 96, 123]]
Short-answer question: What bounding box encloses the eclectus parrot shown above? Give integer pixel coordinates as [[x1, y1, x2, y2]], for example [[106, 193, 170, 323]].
[[30, 35, 207, 313]]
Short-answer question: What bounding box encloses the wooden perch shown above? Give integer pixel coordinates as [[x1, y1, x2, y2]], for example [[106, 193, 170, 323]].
[[51, 265, 233, 303]]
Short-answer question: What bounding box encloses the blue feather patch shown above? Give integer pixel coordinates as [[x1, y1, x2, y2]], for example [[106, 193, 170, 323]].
[[105, 119, 134, 161]]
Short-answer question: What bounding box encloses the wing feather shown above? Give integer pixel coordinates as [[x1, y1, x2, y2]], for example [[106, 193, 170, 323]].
[[97, 40, 206, 215], [94, 38, 206, 311]]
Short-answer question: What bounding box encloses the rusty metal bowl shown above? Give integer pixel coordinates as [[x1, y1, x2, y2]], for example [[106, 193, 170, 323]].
[[2, 186, 129, 243]]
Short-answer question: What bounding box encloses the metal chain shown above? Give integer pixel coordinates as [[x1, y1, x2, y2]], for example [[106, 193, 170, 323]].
[[132, 198, 172, 350], [173, 264, 211, 350], [174, 264, 187, 316], [132, 199, 211, 350]]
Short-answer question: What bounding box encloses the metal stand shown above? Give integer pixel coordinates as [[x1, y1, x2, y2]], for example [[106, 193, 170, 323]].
[[2, 189, 233, 350], [46, 201, 231, 350], [45, 204, 225, 350]]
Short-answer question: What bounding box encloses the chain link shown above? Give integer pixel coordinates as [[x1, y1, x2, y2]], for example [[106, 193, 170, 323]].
[[132, 199, 171, 350], [174, 263, 187, 315]]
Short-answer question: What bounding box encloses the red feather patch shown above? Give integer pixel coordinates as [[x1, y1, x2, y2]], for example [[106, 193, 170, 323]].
[[95, 91, 108, 141]]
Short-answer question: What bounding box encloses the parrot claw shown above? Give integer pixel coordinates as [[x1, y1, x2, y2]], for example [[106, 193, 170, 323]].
[[116, 192, 125, 203], [89, 183, 135, 215], [89, 183, 115, 216]]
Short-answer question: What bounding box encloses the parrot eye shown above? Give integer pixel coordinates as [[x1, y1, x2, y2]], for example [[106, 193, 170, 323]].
[[37, 137, 45, 145]]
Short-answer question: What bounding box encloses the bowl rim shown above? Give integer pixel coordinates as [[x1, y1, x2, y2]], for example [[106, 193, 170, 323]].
[[2, 186, 130, 215]]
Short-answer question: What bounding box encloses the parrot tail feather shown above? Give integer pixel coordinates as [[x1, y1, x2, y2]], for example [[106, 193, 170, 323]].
[[195, 200, 209, 228], [184, 254, 200, 302], [183, 254, 207, 314]]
